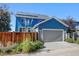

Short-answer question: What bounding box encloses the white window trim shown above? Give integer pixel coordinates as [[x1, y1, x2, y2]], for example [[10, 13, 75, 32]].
[[18, 27, 31, 32]]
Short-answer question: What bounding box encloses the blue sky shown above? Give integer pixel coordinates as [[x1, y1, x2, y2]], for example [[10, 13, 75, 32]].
[[1, 3, 79, 31]]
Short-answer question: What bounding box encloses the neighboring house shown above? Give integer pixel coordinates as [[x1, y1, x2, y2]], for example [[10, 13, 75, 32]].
[[32, 17, 69, 42], [73, 22, 79, 36], [73, 22, 79, 31], [15, 12, 49, 32]]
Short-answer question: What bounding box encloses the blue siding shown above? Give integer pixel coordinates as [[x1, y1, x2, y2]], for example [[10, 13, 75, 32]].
[[15, 17, 44, 32], [31, 18, 44, 27], [38, 18, 68, 31], [15, 17, 24, 32]]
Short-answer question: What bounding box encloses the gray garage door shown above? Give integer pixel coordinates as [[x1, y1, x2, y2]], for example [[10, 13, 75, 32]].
[[39, 29, 64, 42]]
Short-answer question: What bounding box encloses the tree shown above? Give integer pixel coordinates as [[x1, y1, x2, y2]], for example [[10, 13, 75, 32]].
[[62, 16, 77, 38], [62, 16, 76, 33], [0, 5, 11, 32]]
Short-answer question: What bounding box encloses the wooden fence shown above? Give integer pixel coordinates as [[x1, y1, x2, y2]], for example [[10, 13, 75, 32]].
[[0, 32, 38, 46]]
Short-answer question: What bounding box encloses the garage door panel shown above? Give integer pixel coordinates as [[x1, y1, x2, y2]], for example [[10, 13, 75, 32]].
[[42, 29, 63, 42]]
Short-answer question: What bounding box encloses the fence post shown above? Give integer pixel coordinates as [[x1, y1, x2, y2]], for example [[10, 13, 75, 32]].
[[23, 32, 25, 41], [31, 32, 33, 41], [72, 32, 74, 41], [12, 32, 15, 43], [34, 32, 37, 40]]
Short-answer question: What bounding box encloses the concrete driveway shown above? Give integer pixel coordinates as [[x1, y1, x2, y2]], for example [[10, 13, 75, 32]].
[[13, 42, 79, 56], [29, 42, 79, 56]]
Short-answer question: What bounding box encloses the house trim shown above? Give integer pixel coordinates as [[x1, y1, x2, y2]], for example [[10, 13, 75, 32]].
[[16, 12, 49, 19]]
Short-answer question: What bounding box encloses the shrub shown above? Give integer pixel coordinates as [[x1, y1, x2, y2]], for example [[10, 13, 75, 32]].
[[12, 44, 21, 54], [34, 40, 44, 49], [20, 40, 44, 53], [20, 40, 32, 53], [30, 40, 44, 51], [29, 41, 36, 51], [0, 39, 44, 54], [75, 39, 79, 44], [65, 38, 73, 43], [0, 43, 18, 54]]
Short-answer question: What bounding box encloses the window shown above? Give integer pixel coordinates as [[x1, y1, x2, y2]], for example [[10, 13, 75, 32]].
[[19, 27, 31, 32], [24, 18, 30, 26], [19, 27, 27, 32]]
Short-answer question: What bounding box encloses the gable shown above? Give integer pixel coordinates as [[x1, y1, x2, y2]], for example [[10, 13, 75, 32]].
[[37, 18, 68, 30]]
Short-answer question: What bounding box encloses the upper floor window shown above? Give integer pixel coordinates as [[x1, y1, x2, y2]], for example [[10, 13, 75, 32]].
[[24, 18, 30, 26]]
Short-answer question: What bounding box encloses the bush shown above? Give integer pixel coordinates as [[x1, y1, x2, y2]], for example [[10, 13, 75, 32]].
[[75, 39, 79, 44], [30, 40, 44, 51], [12, 44, 21, 54], [65, 38, 73, 43], [0, 43, 18, 52], [0, 39, 44, 54], [34, 40, 44, 49], [13, 39, 44, 53], [65, 38, 79, 45], [0, 43, 18, 55], [20, 40, 32, 53], [20, 40, 44, 53]]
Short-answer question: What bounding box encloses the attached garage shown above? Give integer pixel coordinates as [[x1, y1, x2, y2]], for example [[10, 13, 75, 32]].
[[33, 17, 69, 42]]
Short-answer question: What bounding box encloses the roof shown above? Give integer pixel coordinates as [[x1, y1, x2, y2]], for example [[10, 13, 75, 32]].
[[16, 12, 49, 19], [32, 16, 69, 29], [73, 22, 79, 26]]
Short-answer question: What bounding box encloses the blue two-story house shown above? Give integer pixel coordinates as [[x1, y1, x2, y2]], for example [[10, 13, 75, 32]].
[[15, 12, 69, 42], [15, 12, 49, 32]]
